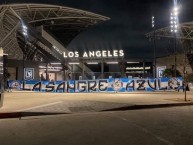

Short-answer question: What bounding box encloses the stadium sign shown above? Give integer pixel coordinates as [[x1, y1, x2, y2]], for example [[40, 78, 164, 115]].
[[24, 68, 34, 80], [8, 77, 183, 93], [63, 50, 124, 58]]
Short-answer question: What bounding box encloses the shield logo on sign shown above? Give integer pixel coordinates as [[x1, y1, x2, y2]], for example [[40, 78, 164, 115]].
[[24, 68, 34, 80]]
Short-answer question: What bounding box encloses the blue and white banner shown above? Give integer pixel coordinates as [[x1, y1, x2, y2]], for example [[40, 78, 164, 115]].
[[8, 77, 183, 93]]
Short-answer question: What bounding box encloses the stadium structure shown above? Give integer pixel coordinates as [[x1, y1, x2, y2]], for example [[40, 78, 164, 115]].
[[146, 22, 193, 78], [0, 3, 154, 81]]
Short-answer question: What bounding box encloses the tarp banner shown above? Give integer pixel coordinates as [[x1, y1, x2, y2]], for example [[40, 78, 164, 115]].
[[8, 77, 183, 93]]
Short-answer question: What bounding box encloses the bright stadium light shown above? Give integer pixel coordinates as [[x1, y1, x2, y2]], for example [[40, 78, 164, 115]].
[[22, 23, 28, 36], [22, 25, 27, 30], [152, 16, 155, 28], [173, 6, 178, 12], [170, 6, 179, 33]]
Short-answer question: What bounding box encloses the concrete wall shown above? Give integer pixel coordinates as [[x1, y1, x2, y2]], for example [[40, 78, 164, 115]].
[[156, 54, 193, 76], [7, 60, 40, 80], [7, 59, 66, 81]]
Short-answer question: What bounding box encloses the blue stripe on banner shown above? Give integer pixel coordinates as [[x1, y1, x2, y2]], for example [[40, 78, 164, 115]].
[[119, 88, 126, 92], [107, 88, 114, 92], [146, 88, 154, 91], [120, 78, 128, 82], [8, 77, 183, 93], [108, 78, 114, 83], [127, 88, 133, 92]]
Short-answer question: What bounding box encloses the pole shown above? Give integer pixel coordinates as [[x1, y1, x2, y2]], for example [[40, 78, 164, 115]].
[[185, 74, 187, 101], [174, 33, 177, 78], [184, 50, 187, 101], [143, 60, 145, 78], [101, 60, 104, 79], [152, 16, 156, 78], [72, 64, 74, 80], [153, 30, 157, 78], [46, 63, 48, 80], [82, 60, 85, 80], [22, 45, 25, 90]]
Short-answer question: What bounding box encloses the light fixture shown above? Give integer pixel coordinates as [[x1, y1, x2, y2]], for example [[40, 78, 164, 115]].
[[170, 6, 179, 34], [106, 62, 118, 64], [87, 62, 98, 64], [39, 66, 46, 68], [173, 7, 178, 12], [23, 32, 27, 36], [22, 25, 27, 29], [51, 62, 61, 65], [126, 67, 151, 70], [152, 16, 155, 28], [69, 62, 79, 65], [22, 24, 28, 36], [127, 62, 140, 64], [51, 67, 63, 69]]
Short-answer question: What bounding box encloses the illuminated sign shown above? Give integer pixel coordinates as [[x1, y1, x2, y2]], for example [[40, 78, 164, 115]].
[[8, 77, 183, 93], [157, 66, 166, 78], [24, 68, 34, 80], [63, 50, 124, 58]]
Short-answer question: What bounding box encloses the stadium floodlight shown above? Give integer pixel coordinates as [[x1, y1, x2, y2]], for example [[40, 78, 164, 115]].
[[173, 6, 178, 12], [170, 6, 179, 33], [22, 25, 27, 30], [152, 16, 155, 28], [22, 23, 28, 36]]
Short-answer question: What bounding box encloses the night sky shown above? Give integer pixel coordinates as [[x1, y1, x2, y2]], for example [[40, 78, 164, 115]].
[[2, 0, 193, 59]]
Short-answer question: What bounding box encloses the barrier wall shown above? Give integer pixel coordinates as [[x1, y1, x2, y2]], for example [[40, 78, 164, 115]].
[[8, 77, 183, 93]]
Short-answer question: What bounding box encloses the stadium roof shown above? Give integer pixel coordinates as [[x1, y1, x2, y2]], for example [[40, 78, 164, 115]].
[[0, 3, 109, 61], [146, 22, 193, 40]]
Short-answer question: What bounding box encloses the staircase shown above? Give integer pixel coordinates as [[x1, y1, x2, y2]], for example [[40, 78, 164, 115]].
[[37, 26, 93, 78]]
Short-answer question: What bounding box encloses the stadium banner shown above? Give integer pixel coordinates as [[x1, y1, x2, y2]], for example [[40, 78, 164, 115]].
[[8, 77, 183, 93]]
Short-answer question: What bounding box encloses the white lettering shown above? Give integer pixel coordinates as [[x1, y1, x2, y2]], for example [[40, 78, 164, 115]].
[[89, 51, 95, 57], [108, 51, 112, 57], [63, 50, 124, 58], [69, 52, 74, 57], [63, 52, 68, 58], [102, 51, 107, 57], [83, 52, 88, 57], [96, 51, 101, 57], [119, 50, 124, 57], [113, 50, 118, 57], [75, 51, 79, 57]]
